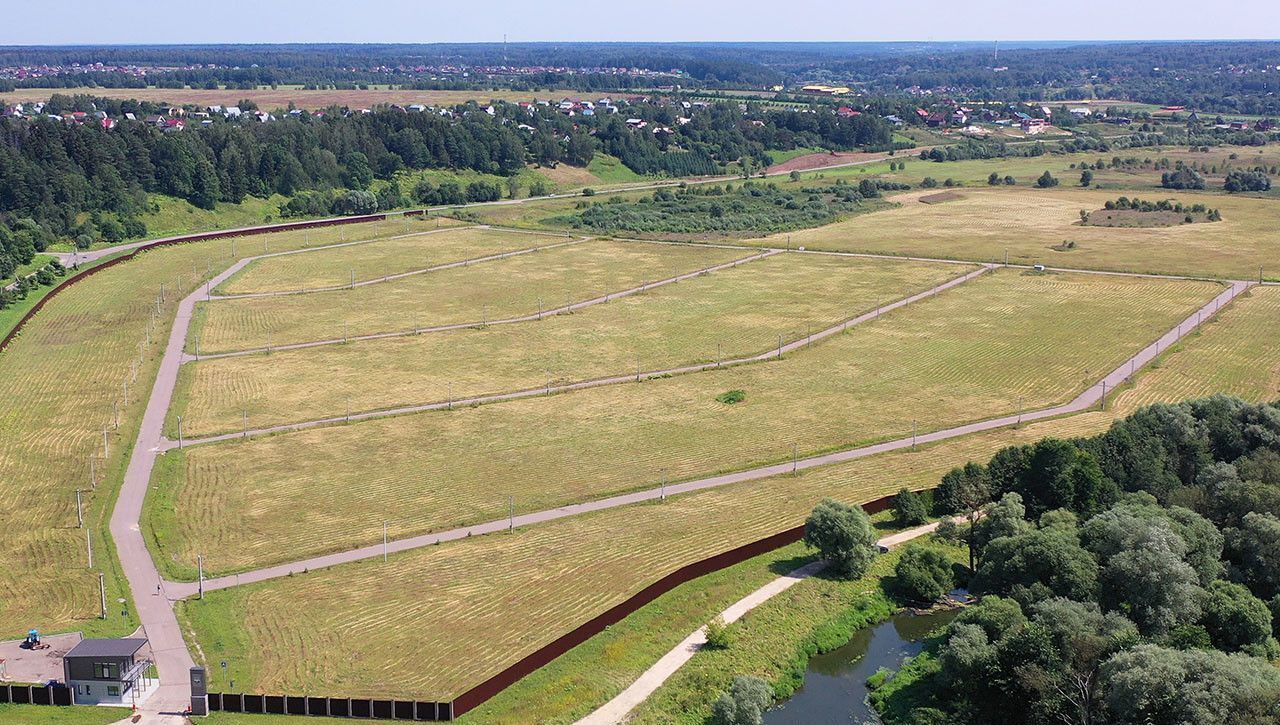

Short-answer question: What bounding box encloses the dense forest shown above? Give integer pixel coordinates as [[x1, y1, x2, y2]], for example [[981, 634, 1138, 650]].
[[872, 395, 1280, 724], [0, 95, 894, 255]]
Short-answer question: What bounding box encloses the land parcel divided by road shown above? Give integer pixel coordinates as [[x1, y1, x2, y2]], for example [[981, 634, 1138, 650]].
[[145, 269, 1220, 578], [769, 187, 1280, 280], [190, 239, 752, 354], [171, 253, 970, 436], [173, 278, 1280, 709]]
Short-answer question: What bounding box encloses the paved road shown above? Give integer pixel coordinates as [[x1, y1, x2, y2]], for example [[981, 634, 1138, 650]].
[[576, 516, 967, 725], [163, 278, 1249, 599]]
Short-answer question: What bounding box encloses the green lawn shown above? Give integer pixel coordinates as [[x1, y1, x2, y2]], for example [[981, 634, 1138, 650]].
[[0, 705, 126, 724]]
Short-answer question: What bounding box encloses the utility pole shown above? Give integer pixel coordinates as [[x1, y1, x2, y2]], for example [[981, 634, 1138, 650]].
[[660, 469, 667, 502], [383, 522, 388, 562], [90, 456, 96, 490], [912, 420, 918, 450], [76, 489, 84, 528], [177, 416, 183, 449], [1100, 381, 1107, 411], [777, 334, 783, 359], [98, 572, 107, 619], [197, 555, 204, 600], [243, 410, 248, 438], [508, 496, 515, 533], [792, 443, 798, 476], [86, 528, 93, 568], [102, 427, 109, 458]]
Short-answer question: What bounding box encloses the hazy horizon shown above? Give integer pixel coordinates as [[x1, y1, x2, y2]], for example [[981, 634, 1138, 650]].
[[2, 0, 1274, 46]]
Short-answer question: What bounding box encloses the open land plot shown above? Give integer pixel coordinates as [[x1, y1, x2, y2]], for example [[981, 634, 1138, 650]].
[[172, 254, 968, 436], [191, 239, 751, 354], [146, 269, 1219, 577], [217, 222, 535, 295], [174, 284, 1279, 712], [0, 220, 338, 640], [768, 187, 1280, 279]]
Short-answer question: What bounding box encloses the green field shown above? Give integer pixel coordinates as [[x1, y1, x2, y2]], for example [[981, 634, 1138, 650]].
[[767, 187, 1280, 279], [216, 222, 535, 295], [172, 254, 966, 436], [191, 239, 749, 354], [147, 269, 1217, 577]]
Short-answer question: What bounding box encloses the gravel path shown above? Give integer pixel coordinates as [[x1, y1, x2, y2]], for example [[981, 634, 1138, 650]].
[[575, 516, 967, 725]]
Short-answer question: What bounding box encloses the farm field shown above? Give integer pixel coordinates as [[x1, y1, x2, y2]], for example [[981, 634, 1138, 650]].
[[145, 269, 1219, 577], [216, 222, 537, 295], [0, 217, 361, 640], [172, 254, 968, 436], [172, 282, 1280, 711], [190, 239, 752, 354], [770, 187, 1280, 279]]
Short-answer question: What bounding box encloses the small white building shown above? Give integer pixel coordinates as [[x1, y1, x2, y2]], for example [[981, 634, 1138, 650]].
[[63, 638, 154, 707]]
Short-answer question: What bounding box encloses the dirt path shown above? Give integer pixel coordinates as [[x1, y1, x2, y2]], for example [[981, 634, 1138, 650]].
[[575, 516, 962, 725]]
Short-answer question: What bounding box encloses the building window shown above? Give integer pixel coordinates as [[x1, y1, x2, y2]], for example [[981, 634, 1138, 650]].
[[81, 685, 91, 695], [107, 685, 120, 697], [94, 662, 118, 679]]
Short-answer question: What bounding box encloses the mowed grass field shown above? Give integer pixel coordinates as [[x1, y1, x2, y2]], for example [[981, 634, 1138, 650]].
[[145, 270, 1218, 577], [0, 217, 366, 640], [214, 218, 480, 294], [174, 283, 1280, 714], [191, 239, 751, 354], [770, 187, 1280, 279], [171, 254, 970, 436]]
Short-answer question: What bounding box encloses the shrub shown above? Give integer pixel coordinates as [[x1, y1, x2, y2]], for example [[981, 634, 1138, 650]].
[[705, 616, 733, 649], [890, 545, 956, 603], [893, 488, 930, 527], [715, 390, 747, 405], [712, 675, 773, 725]]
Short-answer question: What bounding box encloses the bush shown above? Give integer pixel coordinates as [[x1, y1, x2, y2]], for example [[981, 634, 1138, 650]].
[[705, 616, 733, 649], [1036, 171, 1059, 188], [1223, 169, 1271, 193], [712, 675, 773, 725], [890, 545, 956, 603], [715, 390, 747, 405], [582, 187, 596, 196], [893, 488, 930, 527]]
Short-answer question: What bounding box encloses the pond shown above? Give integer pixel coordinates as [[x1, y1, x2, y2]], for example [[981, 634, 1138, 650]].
[[763, 602, 961, 724]]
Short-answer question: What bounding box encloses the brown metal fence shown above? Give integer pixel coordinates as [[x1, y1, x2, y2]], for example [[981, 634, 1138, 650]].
[[0, 211, 398, 355], [207, 692, 452, 720]]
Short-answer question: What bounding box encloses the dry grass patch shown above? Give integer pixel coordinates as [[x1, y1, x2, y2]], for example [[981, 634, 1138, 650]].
[[0, 225, 329, 639], [147, 270, 1218, 577], [192, 240, 749, 354], [172, 254, 967, 436], [216, 222, 527, 296], [175, 286, 1280, 711], [767, 187, 1280, 279]]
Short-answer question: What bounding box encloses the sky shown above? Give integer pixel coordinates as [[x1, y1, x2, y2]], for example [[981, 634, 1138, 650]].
[[1, 0, 1274, 45]]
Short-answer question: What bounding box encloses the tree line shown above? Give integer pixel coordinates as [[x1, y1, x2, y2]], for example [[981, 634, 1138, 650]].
[[876, 395, 1280, 724], [0, 95, 896, 247]]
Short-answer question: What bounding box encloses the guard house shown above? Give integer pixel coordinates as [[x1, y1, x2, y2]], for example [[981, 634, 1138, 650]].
[[62, 638, 154, 706]]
